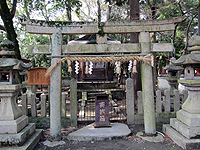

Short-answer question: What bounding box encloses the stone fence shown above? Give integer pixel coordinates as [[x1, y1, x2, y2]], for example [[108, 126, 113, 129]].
[[19, 79, 188, 125]]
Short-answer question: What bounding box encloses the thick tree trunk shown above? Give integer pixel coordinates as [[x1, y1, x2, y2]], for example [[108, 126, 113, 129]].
[[130, 0, 139, 43], [130, 0, 141, 99], [0, 0, 22, 84], [0, 0, 21, 60]]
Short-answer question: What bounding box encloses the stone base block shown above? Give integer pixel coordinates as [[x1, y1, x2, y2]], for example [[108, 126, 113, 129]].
[[0, 123, 36, 146], [0, 115, 28, 134], [163, 124, 200, 149], [0, 129, 42, 150], [177, 110, 200, 127], [170, 118, 200, 139]]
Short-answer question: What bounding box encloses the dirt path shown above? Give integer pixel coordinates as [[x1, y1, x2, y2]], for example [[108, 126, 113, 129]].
[[34, 124, 183, 150]]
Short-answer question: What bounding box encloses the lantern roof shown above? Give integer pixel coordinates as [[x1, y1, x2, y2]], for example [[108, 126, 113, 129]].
[[0, 58, 31, 70]]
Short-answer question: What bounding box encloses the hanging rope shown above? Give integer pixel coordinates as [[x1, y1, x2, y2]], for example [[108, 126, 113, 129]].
[[46, 54, 152, 77]]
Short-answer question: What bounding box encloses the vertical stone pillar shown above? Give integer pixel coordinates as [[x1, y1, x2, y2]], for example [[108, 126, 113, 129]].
[[156, 90, 162, 113], [126, 78, 135, 124], [174, 89, 180, 112], [41, 93, 47, 117], [31, 93, 37, 117], [61, 93, 66, 117], [139, 32, 156, 135], [164, 90, 170, 113], [137, 91, 143, 115], [21, 93, 28, 115], [50, 29, 62, 141], [70, 78, 77, 127]]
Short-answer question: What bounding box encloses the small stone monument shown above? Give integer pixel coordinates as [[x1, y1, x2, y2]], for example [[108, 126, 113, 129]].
[[163, 35, 200, 149], [0, 39, 42, 149]]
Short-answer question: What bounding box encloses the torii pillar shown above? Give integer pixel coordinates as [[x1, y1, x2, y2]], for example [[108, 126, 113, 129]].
[[50, 29, 62, 140], [140, 32, 156, 135]]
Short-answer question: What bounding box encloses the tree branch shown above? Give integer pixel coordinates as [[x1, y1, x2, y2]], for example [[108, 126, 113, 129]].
[[184, 14, 198, 54], [11, 0, 17, 18]]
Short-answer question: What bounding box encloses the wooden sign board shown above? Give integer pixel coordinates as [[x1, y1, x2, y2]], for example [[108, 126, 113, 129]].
[[28, 68, 50, 85]]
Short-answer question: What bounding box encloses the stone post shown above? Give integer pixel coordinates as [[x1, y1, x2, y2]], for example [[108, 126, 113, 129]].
[[139, 32, 156, 135], [41, 93, 47, 117], [174, 89, 180, 112], [156, 90, 162, 113], [164, 90, 170, 113], [61, 93, 66, 117], [50, 29, 62, 141], [21, 93, 28, 115], [31, 93, 37, 117], [70, 78, 77, 127], [137, 91, 143, 115], [126, 78, 135, 124]]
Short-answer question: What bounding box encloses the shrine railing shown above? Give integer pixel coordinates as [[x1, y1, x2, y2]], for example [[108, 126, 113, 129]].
[[18, 79, 188, 125]]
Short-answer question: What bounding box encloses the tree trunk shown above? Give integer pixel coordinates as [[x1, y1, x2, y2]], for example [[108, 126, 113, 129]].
[[130, 0, 141, 99], [0, 0, 23, 84], [130, 0, 139, 43], [0, 0, 21, 60]]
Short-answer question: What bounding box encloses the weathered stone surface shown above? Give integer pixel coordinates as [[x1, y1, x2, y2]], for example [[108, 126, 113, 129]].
[[63, 43, 139, 54], [0, 123, 35, 145], [50, 30, 62, 141], [126, 78, 135, 124], [179, 84, 200, 114], [188, 35, 200, 47], [68, 123, 131, 141], [163, 124, 200, 150], [96, 34, 107, 44], [156, 90, 162, 113], [0, 84, 24, 120], [0, 58, 31, 70], [137, 91, 143, 115], [21, 93, 28, 115], [170, 118, 200, 139], [61, 93, 66, 117], [177, 110, 200, 127], [41, 93, 47, 117], [0, 115, 28, 134], [157, 76, 170, 91], [172, 53, 200, 65], [21, 17, 182, 34], [140, 32, 156, 135], [151, 43, 174, 52], [70, 79, 77, 127]]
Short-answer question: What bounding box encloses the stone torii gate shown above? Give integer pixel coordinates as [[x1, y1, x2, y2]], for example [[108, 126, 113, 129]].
[[20, 17, 182, 141]]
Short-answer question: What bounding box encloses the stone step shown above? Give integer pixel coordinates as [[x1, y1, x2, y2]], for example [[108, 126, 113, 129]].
[[0, 129, 42, 150], [170, 118, 200, 139], [163, 124, 200, 149]]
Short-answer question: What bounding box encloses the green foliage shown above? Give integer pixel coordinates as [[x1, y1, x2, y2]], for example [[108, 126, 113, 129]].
[[19, 33, 51, 68], [105, 0, 129, 6]]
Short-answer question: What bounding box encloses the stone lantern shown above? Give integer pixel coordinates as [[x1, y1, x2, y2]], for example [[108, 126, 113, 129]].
[[163, 35, 200, 149], [0, 39, 42, 147], [164, 57, 183, 95]]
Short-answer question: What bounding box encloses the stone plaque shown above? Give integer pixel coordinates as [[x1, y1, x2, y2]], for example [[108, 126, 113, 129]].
[[28, 68, 50, 85]]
